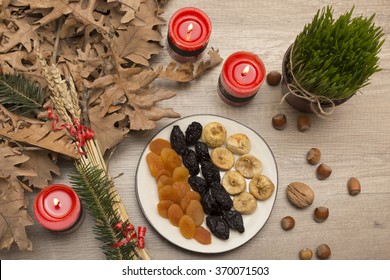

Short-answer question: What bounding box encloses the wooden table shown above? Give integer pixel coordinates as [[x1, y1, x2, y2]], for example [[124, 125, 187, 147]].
[[2, 0, 390, 260]]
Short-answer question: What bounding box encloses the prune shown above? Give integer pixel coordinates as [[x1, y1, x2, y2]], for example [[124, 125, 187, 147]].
[[188, 175, 208, 194], [185, 122, 203, 146], [201, 189, 222, 216], [222, 210, 245, 233], [210, 182, 233, 211], [201, 160, 220, 184], [195, 141, 211, 162], [206, 215, 229, 240], [170, 125, 187, 155], [182, 149, 200, 175]]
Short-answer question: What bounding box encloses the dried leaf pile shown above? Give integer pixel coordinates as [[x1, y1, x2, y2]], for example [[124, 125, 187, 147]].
[[0, 0, 222, 252]]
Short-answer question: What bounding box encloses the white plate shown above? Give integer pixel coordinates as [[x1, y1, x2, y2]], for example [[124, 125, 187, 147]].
[[135, 114, 278, 253]]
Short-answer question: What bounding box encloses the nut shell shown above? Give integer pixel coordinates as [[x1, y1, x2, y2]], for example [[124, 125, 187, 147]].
[[281, 216, 295, 231], [286, 182, 314, 208], [314, 206, 329, 223], [316, 163, 332, 180], [316, 244, 331, 260], [299, 248, 313, 260], [347, 177, 361, 196], [306, 148, 321, 165]]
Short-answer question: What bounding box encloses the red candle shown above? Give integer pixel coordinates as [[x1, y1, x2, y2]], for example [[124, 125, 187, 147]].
[[167, 7, 212, 63], [34, 184, 84, 233], [218, 51, 266, 106]]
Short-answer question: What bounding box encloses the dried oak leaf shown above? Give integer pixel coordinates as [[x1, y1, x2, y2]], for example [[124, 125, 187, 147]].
[[20, 150, 61, 189], [108, 0, 141, 24], [159, 48, 224, 82], [0, 145, 36, 181], [0, 177, 34, 251]]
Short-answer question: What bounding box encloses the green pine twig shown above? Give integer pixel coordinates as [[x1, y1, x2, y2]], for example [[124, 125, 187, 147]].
[[0, 71, 45, 114]]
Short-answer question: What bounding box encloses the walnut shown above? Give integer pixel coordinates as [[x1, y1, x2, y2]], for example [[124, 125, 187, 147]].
[[286, 182, 314, 208]]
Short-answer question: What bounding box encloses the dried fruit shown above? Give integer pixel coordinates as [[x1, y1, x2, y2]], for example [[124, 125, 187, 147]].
[[157, 174, 173, 189], [235, 154, 262, 178], [316, 244, 331, 260], [201, 122, 227, 148], [210, 182, 233, 211], [149, 138, 172, 155], [179, 215, 196, 239], [157, 200, 174, 218], [314, 206, 329, 223], [195, 141, 211, 162], [222, 210, 245, 233], [281, 216, 295, 231], [172, 181, 191, 199], [194, 226, 212, 245], [211, 147, 234, 170], [266, 70, 282, 86], [167, 204, 184, 227], [272, 114, 287, 130], [185, 200, 205, 226], [146, 152, 164, 177], [160, 148, 182, 173], [249, 174, 275, 200], [316, 163, 332, 180], [170, 125, 187, 155], [188, 175, 208, 194], [297, 115, 311, 132], [182, 149, 200, 175], [206, 215, 229, 240], [201, 189, 223, 216], [201, 160, 221, 184], [226, 133, 251, 155], [286, 182, 314, 209], [306, 148, 321, 165], [158, 185, 181, 204], [221, 170, 246, 195], [185, 122, 203, 146], [299, 248, 313, 260], [347, 177, 361, 196], [180, 191, 202, 211], [172, 166, 190, 182], [232, 192, 257, 214]]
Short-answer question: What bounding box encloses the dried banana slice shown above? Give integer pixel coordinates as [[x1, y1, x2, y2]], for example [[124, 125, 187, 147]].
[[211, 147, 234, 170], [201, 122, 227, 148], [249, 174, 275, 200], [222, 170, 246, 195], [235, 154, 262, 178], [226, 133, 251, 155], [233, 192, 257, 215]]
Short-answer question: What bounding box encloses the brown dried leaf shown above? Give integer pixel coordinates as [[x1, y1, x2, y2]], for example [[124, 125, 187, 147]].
[[0, 177, 34, 251], [108, 0, 141, 23], [20, 150, 61, 189], [159, 48, 224, 82], [0, 145, 36, 180]]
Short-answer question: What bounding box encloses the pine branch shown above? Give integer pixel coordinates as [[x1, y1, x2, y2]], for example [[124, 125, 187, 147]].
[[0, 72, 45, 114], [70, 163, 141, 260]]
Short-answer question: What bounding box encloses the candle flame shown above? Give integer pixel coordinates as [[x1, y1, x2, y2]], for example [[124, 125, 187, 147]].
[[187, 23, 193, 33], [53, 198, 60, 207], [242, 65, 250, 76]]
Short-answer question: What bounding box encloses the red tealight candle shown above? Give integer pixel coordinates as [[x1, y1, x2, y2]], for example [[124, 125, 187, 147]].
[[218, 51, 266, 106], [167, 7, 212, 63], [34, 184, 84, 234]]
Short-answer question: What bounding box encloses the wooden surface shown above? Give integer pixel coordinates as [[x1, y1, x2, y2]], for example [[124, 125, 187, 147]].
[[1, 0, 390, 260]]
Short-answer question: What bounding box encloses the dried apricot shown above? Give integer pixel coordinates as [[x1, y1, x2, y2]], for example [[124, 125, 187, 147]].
[[158, 185, 181, 204], [168, 204, 184, 227], [172, 181, 191, 199], [157, 174, 173, 190], [146, 152, 164, 178], [185, 200, 205, 226], [160, 148, 182, 172], [179, 215, 196, 239], [180, 191, 201, 211], [172, 166, 190, 182], [149, 138, 171, 155], [157, 200, 174, 218], [194, 226, 212, 245], [154, 168, 172, 182]]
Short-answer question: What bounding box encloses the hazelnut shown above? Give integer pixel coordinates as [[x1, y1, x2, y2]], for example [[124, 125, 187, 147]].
[[347, 177, 361, 196], [299, 248, 313, 260], [281, 216, 295, 231], [272, 114, 287, 130], [306, 148, 321, 165], [266, 70, 282, 86], [314, 206, 329, 223], [297, 115, 311, 132], [316, 244, 331, 260], [316, 163, 332, 180]]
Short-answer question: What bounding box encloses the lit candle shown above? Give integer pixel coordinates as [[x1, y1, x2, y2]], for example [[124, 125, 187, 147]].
[[218, 51, 266, 106], [167, 7, 212, 63], [34, 184, 85, 234]]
